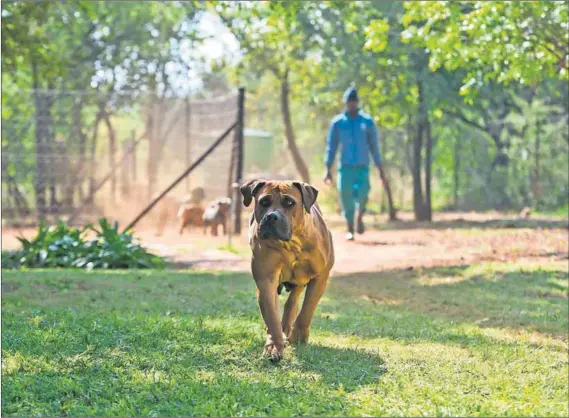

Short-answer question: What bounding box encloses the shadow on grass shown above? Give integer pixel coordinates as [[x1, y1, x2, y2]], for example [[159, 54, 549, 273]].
[[294, 343, 386, 391], [325, 264, 568, 339], [2, 309, 385, 416], [2, 266, 567, 415]]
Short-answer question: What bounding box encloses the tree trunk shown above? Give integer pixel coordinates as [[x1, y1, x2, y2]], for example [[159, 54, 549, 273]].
[[32, 58, 47, 221], [58, 142, 74, 212], [453, 136, 460, 209], [63, 100, 86, 211], [381, 171, 398, 221], [280, 72, 310, 183], [45, 84, 57, 212], [414, 80, 431, 221], [533, 118, 541, 208], [185, 97, 191, 192], [88, 111, 102, 204], [412, 119, 425, 220], [146, 110, 156, 200], [403, 121, 413, 209], [121, 141, 131, 197], [7, 176, 31, 217], [379, 131, 398, 220], [146, 101, 182, 200], [424, 114, 433, 222], [130, 130, 137, 183], [73, 100, 88, 202], [103, 113, 117, 203]]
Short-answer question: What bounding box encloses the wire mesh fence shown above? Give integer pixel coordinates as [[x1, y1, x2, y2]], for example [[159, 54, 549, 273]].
[[1, 87, 240, 230]]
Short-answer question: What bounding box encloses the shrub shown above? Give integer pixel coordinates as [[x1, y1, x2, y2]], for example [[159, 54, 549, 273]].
[[2, 219, 164, 270]]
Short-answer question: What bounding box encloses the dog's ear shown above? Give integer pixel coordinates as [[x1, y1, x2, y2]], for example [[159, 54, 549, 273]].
[[240, 179, 266, 207], [293, 182, 318, 213]]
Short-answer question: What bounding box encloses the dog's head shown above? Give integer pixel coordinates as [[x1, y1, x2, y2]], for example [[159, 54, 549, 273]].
[[215, 197, 232, 215], [203, 197, 232, 221], [240, 179, 318, 241]]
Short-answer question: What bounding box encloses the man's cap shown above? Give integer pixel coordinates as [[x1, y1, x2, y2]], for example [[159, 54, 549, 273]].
[[343, 86, 359, 103]]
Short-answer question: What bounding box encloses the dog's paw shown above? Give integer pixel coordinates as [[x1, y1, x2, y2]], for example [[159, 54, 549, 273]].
[[290, 327, 310, 344], [264, 336, 285, 361]]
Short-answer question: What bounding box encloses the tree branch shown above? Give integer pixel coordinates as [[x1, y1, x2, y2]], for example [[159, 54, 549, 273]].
[[444, 109, 487, 132]]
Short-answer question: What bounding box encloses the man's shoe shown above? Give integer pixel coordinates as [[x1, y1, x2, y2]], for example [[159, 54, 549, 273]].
[[357, 218, 365, 234], [346, 221, 355, 241], [357, 211, 365, 234]]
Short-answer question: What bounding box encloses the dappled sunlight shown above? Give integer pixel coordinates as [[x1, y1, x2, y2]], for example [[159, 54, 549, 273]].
[[3, 265, 568, 415], [2, 0, 568, 414], [474, 326, 568, 352], [2, 352, 67, 376], [328, 262, 568, 337], [130, 369, 169, 385], [313, 331, 475, 361]]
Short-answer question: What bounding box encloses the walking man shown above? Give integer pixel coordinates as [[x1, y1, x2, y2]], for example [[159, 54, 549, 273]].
[[324, 86, 385, 241]]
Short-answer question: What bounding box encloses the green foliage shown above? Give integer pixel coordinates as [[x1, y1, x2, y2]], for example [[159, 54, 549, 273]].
[[1, 1, 203, 92], [402, 1, 569, 93], [2, 219, 164, 270], [223, 1, 568, 213], [1, 2, 204, 218], [2, 263, 567, 415], [2, 1, 568, 216]]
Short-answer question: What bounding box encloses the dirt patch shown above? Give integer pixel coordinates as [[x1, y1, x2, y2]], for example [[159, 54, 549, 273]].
[[3, 212, 568, 275]]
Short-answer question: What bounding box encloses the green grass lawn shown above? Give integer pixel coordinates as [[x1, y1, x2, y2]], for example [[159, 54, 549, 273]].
[[2, 262, 568, 416]]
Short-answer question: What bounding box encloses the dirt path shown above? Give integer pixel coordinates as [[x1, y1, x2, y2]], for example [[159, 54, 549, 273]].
[[3, 212, 567, 275]]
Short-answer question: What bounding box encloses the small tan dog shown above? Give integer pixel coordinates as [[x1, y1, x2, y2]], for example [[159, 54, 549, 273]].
[[202, 197, 232, 236], [177, 204, 205, 234], [240, 179, 334, 361]]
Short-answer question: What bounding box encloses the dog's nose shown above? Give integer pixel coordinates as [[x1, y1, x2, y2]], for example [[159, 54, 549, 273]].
[[267, 212, 278, 223]]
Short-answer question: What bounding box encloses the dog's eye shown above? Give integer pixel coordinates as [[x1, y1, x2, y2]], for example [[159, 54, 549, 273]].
[[259, 197, 272, 207], [282, 197, 296, 208]]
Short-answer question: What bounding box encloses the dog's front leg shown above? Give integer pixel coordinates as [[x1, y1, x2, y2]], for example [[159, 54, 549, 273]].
[[255, 276, 285, 360], [291, 275, 328, 344], [282, 286, 303, 339]]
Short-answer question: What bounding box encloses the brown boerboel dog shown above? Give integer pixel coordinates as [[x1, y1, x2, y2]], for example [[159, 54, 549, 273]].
[[240, 179, 334, 361]]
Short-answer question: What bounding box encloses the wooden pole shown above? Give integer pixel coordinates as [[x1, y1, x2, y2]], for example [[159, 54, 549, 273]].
[[121, 141, 130, 197]]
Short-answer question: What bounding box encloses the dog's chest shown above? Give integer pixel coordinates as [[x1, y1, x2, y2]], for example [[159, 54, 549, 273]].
[[279, 237, 316, 286]]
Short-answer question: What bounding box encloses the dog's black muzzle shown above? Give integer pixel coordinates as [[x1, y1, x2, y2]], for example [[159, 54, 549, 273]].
[[258, 211, 292, 241]]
